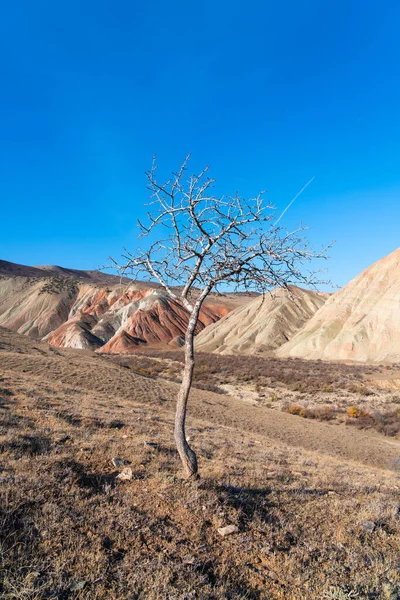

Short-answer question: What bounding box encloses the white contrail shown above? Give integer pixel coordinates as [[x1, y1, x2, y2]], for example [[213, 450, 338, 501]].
[[274, 176, 315, 226]]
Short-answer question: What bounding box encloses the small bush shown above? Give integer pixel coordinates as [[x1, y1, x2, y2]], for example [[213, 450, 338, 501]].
[[346, 408, 400, 437], [314, 406, 336, 421], [299, 408, 316, 419], [193, 381, 226, 394], [285, 405, 303, 415], [347, 406, 361, 418], [347, 383, 374, 396], [286, 405, 336, 421]]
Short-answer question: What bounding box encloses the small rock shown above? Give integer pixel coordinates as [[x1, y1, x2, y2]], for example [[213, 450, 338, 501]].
[[217, 524, 239, 537], [116, 467, 133, 481], [111, 457, 125, 468], [361, 520, 376, 533]]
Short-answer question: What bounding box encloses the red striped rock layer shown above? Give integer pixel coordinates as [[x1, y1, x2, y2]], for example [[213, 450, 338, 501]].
[[0, 276, 234, 352]]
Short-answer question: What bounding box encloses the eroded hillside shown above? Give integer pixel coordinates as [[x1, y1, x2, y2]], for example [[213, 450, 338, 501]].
[[0, 268, 250, 352], [278, 248, 400, 362], [195, 286, 328, 355]]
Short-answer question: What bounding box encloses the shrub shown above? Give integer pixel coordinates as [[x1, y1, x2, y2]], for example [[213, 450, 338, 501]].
[[346, 408, 400, 437], [299, 408, 316, 419], [347, 383, 374, 396], [314, 406, 336, 421], [285, 405, 303, 415], [193, 381, 226, 394], [347, 406, 360, 418]]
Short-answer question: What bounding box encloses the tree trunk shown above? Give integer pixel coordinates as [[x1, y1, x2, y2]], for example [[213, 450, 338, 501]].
[[174, 305, 201, 478]]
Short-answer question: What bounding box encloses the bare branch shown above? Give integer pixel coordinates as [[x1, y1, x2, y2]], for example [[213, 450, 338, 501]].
[[108, 155, 331, 479]]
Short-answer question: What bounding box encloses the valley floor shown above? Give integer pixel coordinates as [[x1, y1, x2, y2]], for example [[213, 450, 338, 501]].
[[1, 327, 399, 599]]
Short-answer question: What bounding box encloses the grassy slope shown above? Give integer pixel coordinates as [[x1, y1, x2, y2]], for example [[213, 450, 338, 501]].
[[1, 327, 399, 599]]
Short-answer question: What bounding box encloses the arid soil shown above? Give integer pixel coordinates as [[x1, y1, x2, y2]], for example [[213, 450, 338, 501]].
[[112, 349, 400, 439], [1, 327, 400, 599]]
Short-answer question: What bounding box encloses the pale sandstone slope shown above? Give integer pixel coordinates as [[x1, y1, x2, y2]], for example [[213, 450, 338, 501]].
[[277, 248, 400, 362], [195, 286, 327, 355], [0, 277, 78, 338]]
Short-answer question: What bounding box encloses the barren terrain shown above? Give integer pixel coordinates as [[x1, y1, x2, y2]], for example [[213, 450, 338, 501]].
[[1, 327, 400, 599], [278, 248, 400, 362]]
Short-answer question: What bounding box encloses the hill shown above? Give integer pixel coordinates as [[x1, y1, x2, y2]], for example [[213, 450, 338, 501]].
[[278, 248, 400, 362], [1, 326, 399, 598], [0, 259, 133, 284], [195, 286, 327, 355], [0, 260, 251, 351]]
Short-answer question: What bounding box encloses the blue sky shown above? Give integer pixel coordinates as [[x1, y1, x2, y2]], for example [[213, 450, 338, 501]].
[[1, 0, 399, 290]]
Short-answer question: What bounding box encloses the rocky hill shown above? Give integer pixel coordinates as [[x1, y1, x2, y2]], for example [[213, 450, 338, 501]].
[[0, 261, 250, 352], [195, 286, 328, 355], [277, 248, 400, 362]]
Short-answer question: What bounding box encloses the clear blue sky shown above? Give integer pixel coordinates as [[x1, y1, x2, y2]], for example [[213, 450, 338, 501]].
[[1, 0, 399, 290]]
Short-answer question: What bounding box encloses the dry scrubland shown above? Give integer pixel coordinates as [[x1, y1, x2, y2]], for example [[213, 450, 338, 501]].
[[1, 327, 400, 599], [111, 350, 400, 438]]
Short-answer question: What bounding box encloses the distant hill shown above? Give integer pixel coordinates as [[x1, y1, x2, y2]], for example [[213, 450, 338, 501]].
[[4, 251, 400, 362], [277, 248, 400, 362], [195, 286, 328, 355], [0, 259, 50, 278], [0, 259, 251, 351], [0, 259, 133, 285]]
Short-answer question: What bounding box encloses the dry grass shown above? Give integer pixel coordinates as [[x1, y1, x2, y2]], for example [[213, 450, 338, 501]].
[[1, 328, 400, 599], [119, 350, 380, 393], [110, 350, 400, 438], [283, 403, 400, 437]]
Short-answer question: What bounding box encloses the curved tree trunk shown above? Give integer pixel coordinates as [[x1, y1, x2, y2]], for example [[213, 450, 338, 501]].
[[174, 301, 204, 478]]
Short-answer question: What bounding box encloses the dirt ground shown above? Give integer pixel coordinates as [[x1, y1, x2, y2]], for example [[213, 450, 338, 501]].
[[1, 327, 400, 599]]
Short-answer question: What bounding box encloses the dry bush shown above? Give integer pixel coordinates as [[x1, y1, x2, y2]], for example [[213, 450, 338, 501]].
[[347, 406, 361, 418], [285, 405, 303, 416], [346, 409, 400, 437], [347, 383, 374, 396], [286, 405, 336, 422]]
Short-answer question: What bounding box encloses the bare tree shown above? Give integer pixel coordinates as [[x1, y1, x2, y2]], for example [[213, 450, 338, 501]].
[[111, 155, 329, 478]]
